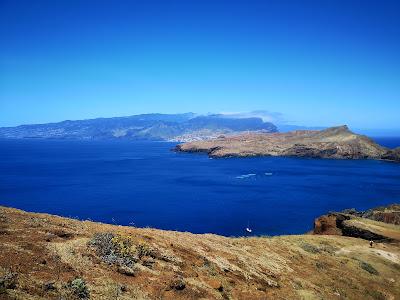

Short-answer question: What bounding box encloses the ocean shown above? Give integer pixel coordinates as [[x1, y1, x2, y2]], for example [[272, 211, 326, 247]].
[[0, 138, 399, 236]]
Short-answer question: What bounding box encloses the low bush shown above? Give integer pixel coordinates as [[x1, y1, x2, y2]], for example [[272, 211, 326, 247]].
[[315, 261, 326, 270], [359, 261, 379, 275], [89, 232, 137, 267], [0, 271, 18, 294], [0, 211, 8, 223], [299, 243, 320, 254], [68, 278, 89, 299], [89, 232, 159, 270], [367, 290, 386, 300], [136, 242, 158, 259], [169, 277, 186, 291]]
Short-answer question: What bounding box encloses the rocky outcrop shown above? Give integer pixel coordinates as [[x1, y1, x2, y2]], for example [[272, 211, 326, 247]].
[[381, 148, 400, 162], [175, 125, 400, 161], [340, 220, 391, 241], [340, 204, 400, 225], [366, 211, 400, 225], [313, 213, 343, 235], [314, 204, 400, 241]]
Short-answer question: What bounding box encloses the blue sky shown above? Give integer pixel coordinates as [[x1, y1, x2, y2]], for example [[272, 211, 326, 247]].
[[0, 0, 399, 129]]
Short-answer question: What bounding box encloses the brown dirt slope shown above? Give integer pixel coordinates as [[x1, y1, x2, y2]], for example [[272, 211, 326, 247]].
[[1, 206, 399, 300], [175, 125, 398, 161]]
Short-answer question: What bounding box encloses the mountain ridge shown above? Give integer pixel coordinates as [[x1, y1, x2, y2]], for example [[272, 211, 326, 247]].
[[0, 113, 277, 142]]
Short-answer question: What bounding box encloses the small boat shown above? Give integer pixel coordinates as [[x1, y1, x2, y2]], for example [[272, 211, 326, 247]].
[[246, 227, 252, 233]]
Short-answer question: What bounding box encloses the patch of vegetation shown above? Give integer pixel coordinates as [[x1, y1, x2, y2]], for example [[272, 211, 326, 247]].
[[367, 289, 386, 300], [202, 257, 218, 276], [27, 217, 43, 228], [315, 261, 326, 270], [169, 277, 186, 291], [136, 242, 158, 259], [89, 232, 159, 271], [0, 211, 8, 223], [389, 262, 400, 271], [300, 241, 340, 255], [319, 244, 340, 254], [0, 271, 18, 294], [359, 261, 379, 275], [299, 243, 320, 254], [68, 278, 89, 299], [103, 282, 128, 299], [89, 232, 137, 267], [292, 280, 303, 290], [42, 281, 56, 291]]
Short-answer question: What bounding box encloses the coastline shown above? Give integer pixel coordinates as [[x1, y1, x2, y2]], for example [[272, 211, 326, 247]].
[[175, 126, 400, 162]]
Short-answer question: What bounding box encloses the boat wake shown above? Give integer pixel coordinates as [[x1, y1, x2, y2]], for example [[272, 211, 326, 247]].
[[236, 173, 256, 179]]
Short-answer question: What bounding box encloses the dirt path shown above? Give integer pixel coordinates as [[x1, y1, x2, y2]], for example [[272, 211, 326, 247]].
[[336, 243, 400, 264]]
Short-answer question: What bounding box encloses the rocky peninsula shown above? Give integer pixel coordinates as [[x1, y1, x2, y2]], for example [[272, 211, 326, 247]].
[[1, 204, 399, 299], [175, 125, 400, 162]]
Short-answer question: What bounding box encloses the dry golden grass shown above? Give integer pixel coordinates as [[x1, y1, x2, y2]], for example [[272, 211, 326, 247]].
[[0, 206, 399, 300], [345, 218, 400, 241]]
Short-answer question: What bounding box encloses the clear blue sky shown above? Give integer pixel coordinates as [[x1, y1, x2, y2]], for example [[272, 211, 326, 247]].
[[0, 0, 399, 129]]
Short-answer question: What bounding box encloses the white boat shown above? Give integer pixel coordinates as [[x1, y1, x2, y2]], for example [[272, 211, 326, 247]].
[[246, 227, 252, 233]]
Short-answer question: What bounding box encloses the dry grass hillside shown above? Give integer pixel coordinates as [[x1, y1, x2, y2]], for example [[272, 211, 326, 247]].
[[1, 206, 399, 300]]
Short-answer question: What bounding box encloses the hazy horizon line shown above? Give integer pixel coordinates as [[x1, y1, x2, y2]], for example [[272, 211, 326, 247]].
[[1, 111, 399, 136]]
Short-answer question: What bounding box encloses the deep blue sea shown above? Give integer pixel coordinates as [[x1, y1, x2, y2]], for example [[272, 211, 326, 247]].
[[0, 137, 399, 236]]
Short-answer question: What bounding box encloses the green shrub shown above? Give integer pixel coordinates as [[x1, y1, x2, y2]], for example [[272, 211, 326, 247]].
[[359, 261, 379, 275], [300, 243, 320, 254], [69, 278, 89, 299]]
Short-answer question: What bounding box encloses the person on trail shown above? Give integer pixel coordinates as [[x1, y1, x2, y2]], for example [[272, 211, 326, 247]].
[[369, 240, 374, 247]]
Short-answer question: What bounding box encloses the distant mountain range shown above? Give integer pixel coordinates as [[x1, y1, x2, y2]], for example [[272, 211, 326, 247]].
[[0, 113, 277, 142]]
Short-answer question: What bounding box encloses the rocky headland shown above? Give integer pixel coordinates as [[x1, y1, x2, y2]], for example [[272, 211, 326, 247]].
[[314, 204, 400, 241], [1, 204, 399, 299], [175, 125, 400, 162]]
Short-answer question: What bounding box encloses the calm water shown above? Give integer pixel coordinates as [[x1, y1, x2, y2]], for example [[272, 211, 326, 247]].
[[0, 138, 400, 236]]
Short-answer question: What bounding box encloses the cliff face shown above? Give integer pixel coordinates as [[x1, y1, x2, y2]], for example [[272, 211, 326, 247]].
[[314, 204, 400, 241], [382, 148, 400, 162], [1, 206, 400, 299], [175, 125, 399, 161]]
